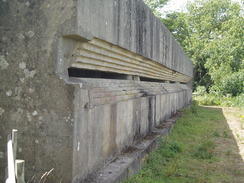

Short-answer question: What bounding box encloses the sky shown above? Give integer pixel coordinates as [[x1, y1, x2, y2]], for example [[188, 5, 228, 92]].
[[161, 0, 189, 13], [161, 0, 243, 14]]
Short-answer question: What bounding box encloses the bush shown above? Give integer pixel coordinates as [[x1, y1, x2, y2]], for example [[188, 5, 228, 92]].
[[194, 93, 244, 108], [219, 71, 244, 96], [195, 86, 207, 95]]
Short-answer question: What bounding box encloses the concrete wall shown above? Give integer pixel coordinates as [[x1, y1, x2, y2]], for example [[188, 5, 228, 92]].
[[74, 0, 192, 78], [0, 0, 76, 182], [71, 79, 192, 182], [0, 0, 192, 182]]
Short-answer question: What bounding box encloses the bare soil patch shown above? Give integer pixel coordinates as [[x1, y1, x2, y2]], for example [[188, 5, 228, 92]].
[[222, 107, 244, 161]]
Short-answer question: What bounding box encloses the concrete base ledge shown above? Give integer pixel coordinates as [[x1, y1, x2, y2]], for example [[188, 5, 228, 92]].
[[82, 112, 183, 183]]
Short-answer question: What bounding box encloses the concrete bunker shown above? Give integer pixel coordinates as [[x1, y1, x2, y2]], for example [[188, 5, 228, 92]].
[[56, 36, 192, 182], [0, 0, 193, 182]]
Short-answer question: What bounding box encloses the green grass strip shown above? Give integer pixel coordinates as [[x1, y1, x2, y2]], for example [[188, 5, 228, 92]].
[[124, 102, 244, 183]]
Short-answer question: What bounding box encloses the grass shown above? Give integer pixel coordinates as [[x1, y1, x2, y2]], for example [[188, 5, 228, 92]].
[[194, 93, 244, 132], [124, 102, 244, 183]]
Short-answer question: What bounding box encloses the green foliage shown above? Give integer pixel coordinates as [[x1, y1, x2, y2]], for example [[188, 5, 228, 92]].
[[194, 94, 221, 106], [195, 85, 207, 95], [194, 93, 244, 108], [160, 0, 244, 96], [218, 70, 244, 96], [143, 0, 169, 17], [162, 12, 189, 45], [185, 0, 243, 92]]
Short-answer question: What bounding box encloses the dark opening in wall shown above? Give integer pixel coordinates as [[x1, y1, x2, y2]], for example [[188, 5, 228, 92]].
[[68, 68, 180, 83], [68, 68, 129, 80], [140, 77, 166, 83]]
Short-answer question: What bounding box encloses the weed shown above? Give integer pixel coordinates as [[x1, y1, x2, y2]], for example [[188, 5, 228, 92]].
[[168, 141, 183, 153], [213, 130, 220, 137], [223, 130, 229, 138], [194, 141, 216, 159], [225, 148, 233, 156], [165, 153, 182, 177]]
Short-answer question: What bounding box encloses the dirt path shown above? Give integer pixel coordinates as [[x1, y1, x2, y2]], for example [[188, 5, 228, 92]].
[[222, 107, 244, 161]]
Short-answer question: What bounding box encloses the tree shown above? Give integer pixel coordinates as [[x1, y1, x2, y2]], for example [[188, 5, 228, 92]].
[[161, 0, 243, 95], [143, 0, 169, 17]]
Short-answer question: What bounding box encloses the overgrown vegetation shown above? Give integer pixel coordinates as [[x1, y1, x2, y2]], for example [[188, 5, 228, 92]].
[[144, 0, 244, 99], [124, 103, 244, 183], [194, 86, 244, 108]]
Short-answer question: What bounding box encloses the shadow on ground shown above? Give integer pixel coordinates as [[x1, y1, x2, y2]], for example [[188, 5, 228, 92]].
[[201, 106, 244, 182]]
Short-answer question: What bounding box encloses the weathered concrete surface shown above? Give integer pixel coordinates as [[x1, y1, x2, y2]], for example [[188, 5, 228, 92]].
[[71, 79, 191, 182], [83, 113, 181, 183], [56, 0, 193, 81], [0, 0, 193, 182], [0, 0, 76, 182], [73, 0, 193, 78]]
